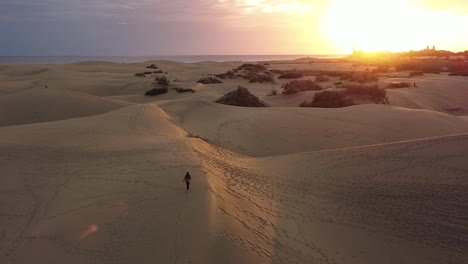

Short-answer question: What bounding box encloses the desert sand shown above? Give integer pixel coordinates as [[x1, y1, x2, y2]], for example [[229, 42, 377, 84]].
[[1, 59, 467, 264]]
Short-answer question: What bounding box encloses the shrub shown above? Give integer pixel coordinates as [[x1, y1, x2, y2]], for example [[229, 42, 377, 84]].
[[282, 80, 322, 95], [215, 70, 236, 79], [146, 64, 158, 69], [409, 71, 424, 77], [395, 59, 443, 73], [248, 73, 275, 83], [135, 73, 146, 77], [155, 76, 170, 87], [340, 71, 379, 83], [145, 87, 168, 96], [278, 72, 304, 79], [269, 69, 284, 75], [267, 88, 278, 96], [235, 63, 267, 72], [301, 91, 354, 108], [345, 84, 387, 103], [315, 75, 330, 82], [153, 70, 163, 74], [447, 60, 468, 76], [174, 88, 195, 93], [371, 66, 389, 73], [387, 82, 411, 89], [197, 76, 223, 84], [215, 86, 268, 107]]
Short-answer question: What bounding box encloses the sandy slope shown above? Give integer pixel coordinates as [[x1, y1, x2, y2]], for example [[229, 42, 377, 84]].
[[1, 60, 468, 264], [0, 88, 131, 127], [385, 74, 468, 115], [194, 133, 468, 264], [0, 104, 264, 264], [161, 99, 468, 156]]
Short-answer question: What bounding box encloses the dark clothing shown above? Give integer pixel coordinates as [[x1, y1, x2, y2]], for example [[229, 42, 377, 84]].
[[183, 172, 191, 190]]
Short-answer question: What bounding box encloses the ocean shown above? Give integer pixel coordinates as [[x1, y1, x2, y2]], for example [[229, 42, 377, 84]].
[[0, 55, 343, 64]]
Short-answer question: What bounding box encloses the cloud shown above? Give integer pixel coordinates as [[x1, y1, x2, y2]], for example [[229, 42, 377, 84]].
[[217, 0, 314, 15]]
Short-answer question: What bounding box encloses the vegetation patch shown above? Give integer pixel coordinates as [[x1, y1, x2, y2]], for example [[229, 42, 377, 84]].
[[278, 72, 304, 79], [345, 84, 388, 103], [144, 87, 168, 96], [173, 88, 195, 93], [300, 91, 355, 108], [197, 76, 223, 84], [146, 64, 158, 69], [214, 63, 275, 83], [282, 80, 322, 95], [315, 75, 330, 82], [409, 71, 424, 77], [144, 76, 170, 96], [387, 82, 412, 89], [216, 86, 269, 107]]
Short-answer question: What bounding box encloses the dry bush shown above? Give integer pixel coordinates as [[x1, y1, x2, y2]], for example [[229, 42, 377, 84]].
[[282, 80, 322, 95], [197, 76, 223, 84], [387, 82, 411, 89], [215, 86, 269, 107], [278, 72, 304, 79], [301, 91, 354, 108], [345, 84, 388, 103]]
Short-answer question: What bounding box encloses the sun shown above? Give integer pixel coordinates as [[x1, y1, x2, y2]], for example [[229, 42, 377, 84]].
[[321, 0, 456, 53]]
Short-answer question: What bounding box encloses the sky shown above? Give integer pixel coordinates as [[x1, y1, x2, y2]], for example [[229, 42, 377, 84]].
[[1, 0, 468, 56]]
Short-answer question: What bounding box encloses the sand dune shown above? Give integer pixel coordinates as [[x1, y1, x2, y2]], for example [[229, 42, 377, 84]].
[[161, 99, 468, 156], [0, 104, 265, 264], [1, 60, 468, 264], [194, 133, 468, 264], [0, 88, 131, 127], [385, 74, 468, 115]]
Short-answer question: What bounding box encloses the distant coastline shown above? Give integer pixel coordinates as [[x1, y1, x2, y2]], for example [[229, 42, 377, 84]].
[[0, 54, 344, 64]]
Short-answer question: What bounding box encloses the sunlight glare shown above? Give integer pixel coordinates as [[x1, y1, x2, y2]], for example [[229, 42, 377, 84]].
[[321, 0, 465, 53]]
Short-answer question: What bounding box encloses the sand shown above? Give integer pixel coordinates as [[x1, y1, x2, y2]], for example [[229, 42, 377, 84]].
[[1, 60, 467, 264]]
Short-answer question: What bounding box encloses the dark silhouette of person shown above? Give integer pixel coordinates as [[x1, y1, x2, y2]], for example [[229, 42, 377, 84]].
[[183, 172, 191, 190], [414, 83, 417, 87]]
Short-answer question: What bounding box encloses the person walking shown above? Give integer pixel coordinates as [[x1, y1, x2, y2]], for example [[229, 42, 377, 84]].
[[183, 172, 192, 190]]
